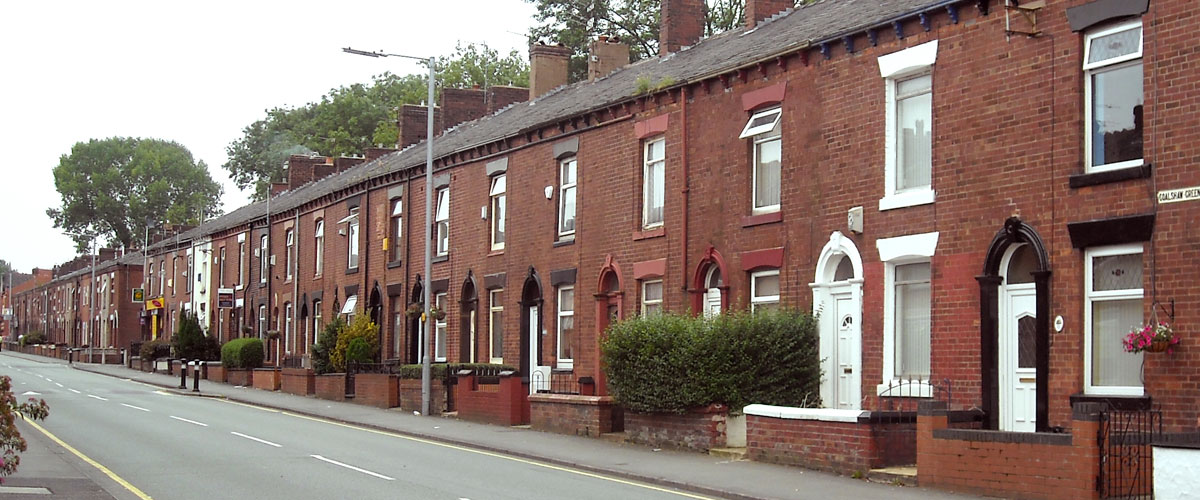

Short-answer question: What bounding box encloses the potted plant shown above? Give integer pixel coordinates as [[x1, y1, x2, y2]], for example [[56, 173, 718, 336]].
[[1123, 322, 1180, 354], [405, 303, 423, 319], [428, 306, 446, 321]]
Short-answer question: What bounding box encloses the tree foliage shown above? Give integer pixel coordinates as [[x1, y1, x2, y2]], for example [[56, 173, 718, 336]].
[[171, 312, 220, 361], [47, 138, 222, 253], [526, 0, 757, 83], [331, 314, 378, 373], [0, 260, 11, 278], [1, 375, 49, 482], [312, 316, 346, 375], [222, 43, 529, 201]]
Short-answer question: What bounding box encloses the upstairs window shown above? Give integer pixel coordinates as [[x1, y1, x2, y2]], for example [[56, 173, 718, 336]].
[[236, 243, 244, 286], [314, 219, 324, 277], [490, 175, 506, 251], [1085, 21, 1143, 173], [390, 199, 402, 262], [878, 40, 938, 211], [436, 188, 450, 256], [259, 234, 268, 284], [346, 208, 360, 270], [740, 107, 782, 214], [218, 247, 225, 287], [285, 229, 294, 280], [642, 137, 665, 229], [559, 158, 577, 237]]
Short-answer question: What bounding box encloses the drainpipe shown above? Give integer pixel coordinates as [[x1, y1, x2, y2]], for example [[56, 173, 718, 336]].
[[293, 211, 300, 356], [679, 86, 691, 310]]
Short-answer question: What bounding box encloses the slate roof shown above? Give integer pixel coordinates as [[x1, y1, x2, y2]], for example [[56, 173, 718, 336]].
[[146, 0, 954, 254]]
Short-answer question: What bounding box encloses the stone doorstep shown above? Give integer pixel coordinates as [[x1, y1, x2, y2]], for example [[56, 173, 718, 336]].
[[867, 465, 918, 487], [708, 447, 747, 461]]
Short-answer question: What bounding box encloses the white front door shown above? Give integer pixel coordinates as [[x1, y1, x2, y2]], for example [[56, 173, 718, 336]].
[[1000, 285, 1037, 432], [832, 290, 861, 409], [704, 288, 721, 318], [528, 305, 550, 395]]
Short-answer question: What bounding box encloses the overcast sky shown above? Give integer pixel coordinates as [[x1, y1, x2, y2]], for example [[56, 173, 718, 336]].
[[0, 0, 538, 273]]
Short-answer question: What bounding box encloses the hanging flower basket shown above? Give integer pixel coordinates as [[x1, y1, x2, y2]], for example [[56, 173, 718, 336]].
[[429, 307, 446, 321], [405, 303, 423, 319], [1123, 323, 1179, 354]]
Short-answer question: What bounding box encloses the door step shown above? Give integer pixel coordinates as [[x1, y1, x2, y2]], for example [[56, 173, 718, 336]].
[[708, 447, 747, 461], [867, 465, 918, 486], [599, 431, 628, 444]]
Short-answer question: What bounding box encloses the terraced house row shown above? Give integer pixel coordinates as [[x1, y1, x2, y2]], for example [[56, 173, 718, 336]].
[[9, 0, 1200, 497]]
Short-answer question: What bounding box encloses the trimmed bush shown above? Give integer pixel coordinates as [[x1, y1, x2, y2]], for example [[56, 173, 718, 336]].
[[19, 332, 46, 347], [171, 312, 219, 361], [312, 317, 345, 375], [221, 338, 265, 369], [139, 339, 171, 360], [331, 315, 378, 373], [601, 309, 821, 414]]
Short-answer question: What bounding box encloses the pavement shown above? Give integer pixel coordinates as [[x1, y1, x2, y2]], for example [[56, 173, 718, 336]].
[[2, 351, 983, 500]]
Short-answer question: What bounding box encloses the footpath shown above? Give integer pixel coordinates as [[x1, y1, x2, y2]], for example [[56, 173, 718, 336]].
[[7, 351, 981, 500]]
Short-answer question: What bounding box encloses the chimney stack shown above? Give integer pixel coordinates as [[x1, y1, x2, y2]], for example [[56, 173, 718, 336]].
[[588, 36, 630, 80], [529, 43, 572, 100], [661, 0, 706, 56], [746, 0, 793, 29]]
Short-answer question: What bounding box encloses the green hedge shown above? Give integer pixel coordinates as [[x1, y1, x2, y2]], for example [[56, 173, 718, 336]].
[[220, 338, 264, 369], [139, 339, 171, 359], [19, 332, 46, 347], [392, 363, 515, 379], [601, 309, 821, 414]]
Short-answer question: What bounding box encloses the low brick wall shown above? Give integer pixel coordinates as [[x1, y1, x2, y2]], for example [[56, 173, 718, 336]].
[[354, 373, 399, 408], [252, 368, 281, 391], [315, 373, 347, 401], [529, 393, 622, 437], [207, 365, 226, 383], [281, 368, 315, 396], [917, 401, 1101, 499], [398, 379, 448, 415], [455, 373, 526, 426], [624, 404, 730, 452], [226, 369, 252, 387], [744, 405, 916, 473]]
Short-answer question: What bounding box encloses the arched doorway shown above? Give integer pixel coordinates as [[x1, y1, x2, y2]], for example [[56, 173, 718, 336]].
[[520, 268, 547, 394], [299, 300, 309, 356], [594, 255, 624, 396], [369, 283, 382, 362], [408, 278, 423, 365], [978, 217, 1051, 432], [810, 231, 864, 410], [690, 246, 728, 317], [459, 272, 478, 364]]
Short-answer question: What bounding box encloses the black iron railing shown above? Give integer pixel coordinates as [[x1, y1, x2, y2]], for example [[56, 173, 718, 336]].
[[1099, 405, 1161, 499], [531, 370, 581, 395]]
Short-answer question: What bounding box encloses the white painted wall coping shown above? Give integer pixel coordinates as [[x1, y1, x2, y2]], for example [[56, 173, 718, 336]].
[[743, 404, 869, 423]]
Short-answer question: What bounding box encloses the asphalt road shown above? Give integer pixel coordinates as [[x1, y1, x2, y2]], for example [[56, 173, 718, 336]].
[[2, 356, 708, 500]]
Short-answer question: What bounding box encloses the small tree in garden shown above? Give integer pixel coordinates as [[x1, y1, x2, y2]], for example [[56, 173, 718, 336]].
[[0, 375, 49, 483], [171, 312, 219, 360], [311, 316, 346, 375], [331, 315, 378, 373]]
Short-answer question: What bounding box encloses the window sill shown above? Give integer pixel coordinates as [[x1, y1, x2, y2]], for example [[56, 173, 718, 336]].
[[345, 268, 359, 275], [633, 227, 666, 241], [312, 274, 322, 281], [876, 380, 933, 398], [432, 254, 449, 264], [741, 211, 782, 228], [1070, 392, 1150, 411], [1069, 163, 1151, 189], [259, 282, 267, 289], [553, 238, 575, 248], [235, 285, 244, 291], [879, 188, 935, 211], [552, 366, 573, 373], [386, 261, 403, 269], [487, 250, 504, 258]]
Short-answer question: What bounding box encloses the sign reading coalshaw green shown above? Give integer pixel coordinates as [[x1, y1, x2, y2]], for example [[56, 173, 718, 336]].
[[1157, 186, 1200, 204]]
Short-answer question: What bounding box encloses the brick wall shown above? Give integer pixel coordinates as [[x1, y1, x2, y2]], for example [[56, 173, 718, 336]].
[[917, 401, 1100, 499], [354, 373, 399, 408], [745, 411, 915, 473], [529, 393, 621, 437], [281, 367, 315, 396], [623, 404, 730, 452], [454, 374, 527, 426], [226, 368, 252, 387], [315, 373, 347, 401], [398, 378, 447, 415], [251, 368, 280, 391]]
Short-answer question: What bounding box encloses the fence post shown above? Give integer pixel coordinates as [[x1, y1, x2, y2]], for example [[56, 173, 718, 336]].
[[179, 360, 187, 389], [193, 359, 200, 392]]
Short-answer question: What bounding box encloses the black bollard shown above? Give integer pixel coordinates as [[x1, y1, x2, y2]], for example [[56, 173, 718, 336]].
[[192, 360, 200, 392], [179, 360, 187, 389]]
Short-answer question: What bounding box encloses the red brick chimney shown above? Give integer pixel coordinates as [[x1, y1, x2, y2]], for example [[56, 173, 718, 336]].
[[287, 154, 326, 189], [397, 103, 437, 150], [98, 248, 116, 263], [361, 149, 394, 163], [440, 87, 488, 132], [661, 0, 706, 56], [529, 43, 572, 100], [589, 36, 630, 80], [746, 0, 793, 29], [487, 86, 529, 112]]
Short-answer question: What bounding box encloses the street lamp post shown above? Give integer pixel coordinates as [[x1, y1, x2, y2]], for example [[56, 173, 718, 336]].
[[343, 47, 436, 416]]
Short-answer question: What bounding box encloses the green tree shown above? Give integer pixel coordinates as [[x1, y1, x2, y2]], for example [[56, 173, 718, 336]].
[[312, 316, 346, 375], [0, 260, 11, 278], [47, 138, 222, 253], [223, 43, 529, 201], [1, 375, 49, 482], [331, 314, 378, 373], [171, 312, 219, 361]]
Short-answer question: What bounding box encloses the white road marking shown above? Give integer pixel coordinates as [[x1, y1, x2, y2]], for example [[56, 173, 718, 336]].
[[231, 432, 281, 448], [169, 416, 208, 427], [22, 391, 41, 396], [69, 389, 82, 394], [45, 378, 52, 382], [55, 383, 63, 388], [88, 395, 108, 401], [310, 455, 395, 481], [121, 404, 150, 412]]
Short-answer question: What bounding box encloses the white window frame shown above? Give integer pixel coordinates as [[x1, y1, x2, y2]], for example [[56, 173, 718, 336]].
[[218, 247, 225, 287], [489, 289, 503, 364], [436, 188, 450, 256], [745, 107, 782, 215], [390, 199, 403, 262], [878, 40, 938, 212], [642, 137, 665, 229], [556, 286, 574, 369], [148, 263, 155, 295], [312, 300, 323, 340], [490, 175, 506, 251], [285, 229, 294, 280], [314, 219, 324, 277], [347, 208, 360, 270], [640, 280, 663, 317], [159, 258, 165, 293], [1083, 20, 1143, 173], [236, 241, 244, 288], [284, 302, 293, 353], [559, 157, 577, 238], [876, 232, 939, 397], [186, 251, 193, 293], [258, 304, 267, 338], [259, 234, 268, 284], [739, 107, 782, 139], [750, 270, 780, 312], [434, 292, 447, 362], [1084, 243, 1144, 396]]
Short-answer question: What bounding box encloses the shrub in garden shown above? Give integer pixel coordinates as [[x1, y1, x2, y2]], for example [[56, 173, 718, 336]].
[[139, 339, 171, 360], [331, 315, 377, 373], [311, 317, 345, 375], [601, 308, 821, 414], [220, 338, 264, 369], [18, 332, 46, 347], [171, 312, 220, 360]]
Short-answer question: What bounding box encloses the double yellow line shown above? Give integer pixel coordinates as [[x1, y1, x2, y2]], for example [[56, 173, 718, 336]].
[[25, 419, 153, 500]]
